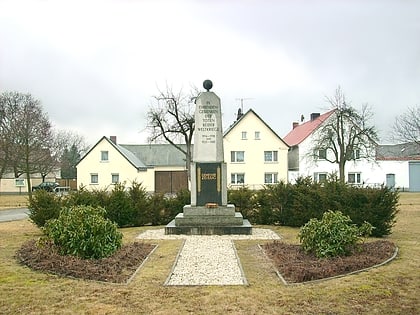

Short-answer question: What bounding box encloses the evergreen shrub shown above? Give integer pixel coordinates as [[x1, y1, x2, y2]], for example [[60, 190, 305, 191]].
[[228, 186, 256, 220], [298, 210, 373, 258], [106, 182, 133, 227], [43, 205, 122, 259], [128, 181, 149, 226], [28, 190, 62, 227]]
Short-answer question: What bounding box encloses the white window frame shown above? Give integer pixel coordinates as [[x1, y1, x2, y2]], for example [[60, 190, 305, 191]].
[[241, 131, 247, 140], [111, 173, 119, 184], [317, 149, 327, 160], [348, 172, 362, 184], [254, 131, 260, 140], [231, 173, 245, 184], [90, 173, 98, 184], [351, 149, 361, 160], [314, 172, 327, 183], [231, 151, 245, 163], [264, 173, 278, 184], [264, 150, 278, 162], [101, 151, 109, 162]]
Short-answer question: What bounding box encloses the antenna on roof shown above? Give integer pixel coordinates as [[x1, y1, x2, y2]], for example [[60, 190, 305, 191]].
[[235, 98, 253, 113]]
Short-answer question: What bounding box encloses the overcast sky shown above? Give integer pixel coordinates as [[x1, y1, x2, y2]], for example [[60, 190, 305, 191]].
[[1, 0, 419, 146]]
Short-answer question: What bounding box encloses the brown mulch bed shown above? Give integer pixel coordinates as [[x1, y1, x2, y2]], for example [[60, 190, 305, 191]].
[[16, 240, 156, 283], [261, 240, 397, 284]]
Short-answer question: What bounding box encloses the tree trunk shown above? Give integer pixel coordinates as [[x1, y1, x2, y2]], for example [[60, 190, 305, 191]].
[[339, 160, 346, 183]]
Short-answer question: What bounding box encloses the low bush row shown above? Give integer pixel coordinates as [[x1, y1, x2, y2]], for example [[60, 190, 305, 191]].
[[29, 177, 399, 237], [29, 182, 189, 228], [228, 176, 399, 237]]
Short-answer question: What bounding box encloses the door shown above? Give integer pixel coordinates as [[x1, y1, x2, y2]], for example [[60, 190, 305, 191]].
[[409, 162, 420, 192], [155, 171, 188, 194]]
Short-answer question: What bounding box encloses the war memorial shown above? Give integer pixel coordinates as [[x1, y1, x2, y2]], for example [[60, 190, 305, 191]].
[[165, 80, 252, 235]]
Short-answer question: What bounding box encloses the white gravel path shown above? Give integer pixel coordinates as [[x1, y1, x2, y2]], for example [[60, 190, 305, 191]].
[[136, 228, 280, 286]]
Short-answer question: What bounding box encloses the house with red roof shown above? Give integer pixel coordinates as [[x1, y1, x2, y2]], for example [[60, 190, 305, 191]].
[[283, 110, 420, 191]]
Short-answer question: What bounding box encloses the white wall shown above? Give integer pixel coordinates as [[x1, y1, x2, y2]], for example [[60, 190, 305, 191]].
[[224, 112, 289, 189], [77, 138, 154, 191]]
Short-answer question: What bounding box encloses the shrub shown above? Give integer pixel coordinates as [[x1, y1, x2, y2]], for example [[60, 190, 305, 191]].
[[298, 210, 373, 258], [28, 190, 62, 227], [148, 193, 168, 225], [43, 205, 122, 259], [228, 186, 256, 220], [165, 189, 190, 221], [63, 186, 104, 208], [106, 182, 133, 227], [128, 181, 149, 226]]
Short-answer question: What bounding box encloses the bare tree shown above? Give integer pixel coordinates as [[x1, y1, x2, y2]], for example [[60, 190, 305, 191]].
[[309, 87, 379, 182], [146, 84, 198, 178], [53, 129, 88, 179], [391, 105, 420, 145], [0, 91, 54, 197]]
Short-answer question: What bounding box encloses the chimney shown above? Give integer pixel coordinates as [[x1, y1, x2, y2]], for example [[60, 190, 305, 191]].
[[110, 136, 117, 144], [310, 113, 320, 121], [293, 122, 299, 129]]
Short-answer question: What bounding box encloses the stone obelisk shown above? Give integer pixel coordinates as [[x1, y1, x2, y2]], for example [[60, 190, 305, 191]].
[[165, 80, 251, 235]]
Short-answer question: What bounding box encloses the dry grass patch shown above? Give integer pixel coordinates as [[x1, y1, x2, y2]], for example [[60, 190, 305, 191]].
[[0, 194, 28, 209], [0, 193, 419, 314]]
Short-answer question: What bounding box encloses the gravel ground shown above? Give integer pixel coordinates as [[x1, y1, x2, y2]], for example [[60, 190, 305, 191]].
[[137, 228, 280, 286]]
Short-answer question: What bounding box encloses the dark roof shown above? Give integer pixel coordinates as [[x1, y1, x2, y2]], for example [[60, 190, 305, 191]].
[[120, 144, 188, 167], [283, 110, 335, 146], [376, 142, 420, 161], [224, 108, 289, 148]]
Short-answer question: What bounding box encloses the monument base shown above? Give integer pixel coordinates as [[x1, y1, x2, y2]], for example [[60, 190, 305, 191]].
[[165, 204, 252, 235]]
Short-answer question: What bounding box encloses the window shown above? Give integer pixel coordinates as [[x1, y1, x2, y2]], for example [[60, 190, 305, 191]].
[[101, 151, 109, 161], [351, 149, 360, 160], [241, 131, 247, 140], [231, 173, 245, 184], [231, 151, 245, 162], [317, 149, 327, 160], [314, 172, 327, 183], [90, 173, 98, 184], [348, 172, 362, 184], [264, 151, 278, 162], [264, 173, 278, 184], [15, 179, 25, 187], [255, 131, 260, 140], [111, 173, 119, 184]]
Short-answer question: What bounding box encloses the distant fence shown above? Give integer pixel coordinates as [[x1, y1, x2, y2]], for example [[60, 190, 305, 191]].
[[56, 179, 77, 190]]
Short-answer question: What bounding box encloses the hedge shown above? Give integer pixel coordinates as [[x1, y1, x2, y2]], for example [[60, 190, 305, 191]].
[[30, 178, 399, 236]]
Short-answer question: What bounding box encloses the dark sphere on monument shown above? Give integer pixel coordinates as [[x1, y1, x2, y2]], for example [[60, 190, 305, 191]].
[[203, 80, 213, 91]]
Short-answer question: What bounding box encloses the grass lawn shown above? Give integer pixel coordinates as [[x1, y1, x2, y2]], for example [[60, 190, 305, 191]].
[[0, 193, 419, 314], [0, 194, 28, 209]]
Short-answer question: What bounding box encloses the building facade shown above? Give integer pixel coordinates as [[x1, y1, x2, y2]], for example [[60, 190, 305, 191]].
[[76, 109, 290, 193]]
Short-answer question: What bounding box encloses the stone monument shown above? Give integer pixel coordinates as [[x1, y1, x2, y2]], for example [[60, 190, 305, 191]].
[[165, 80, 252, 235]]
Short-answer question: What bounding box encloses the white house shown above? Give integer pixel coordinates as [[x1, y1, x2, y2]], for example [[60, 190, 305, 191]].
[[283, 110, 420, 191], [224, 109, 289, 189], [76, 136, 188, 193], [76, 109, 290, 192]]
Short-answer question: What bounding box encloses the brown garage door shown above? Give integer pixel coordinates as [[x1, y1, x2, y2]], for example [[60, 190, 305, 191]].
[[155, 171, 188, 194]]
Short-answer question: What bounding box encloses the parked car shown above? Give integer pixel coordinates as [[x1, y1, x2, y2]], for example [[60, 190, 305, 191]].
[[32, 182, 60, 192]]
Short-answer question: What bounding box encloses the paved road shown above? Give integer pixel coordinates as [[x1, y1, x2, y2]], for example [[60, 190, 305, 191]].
[[0, 208, 29, 222]]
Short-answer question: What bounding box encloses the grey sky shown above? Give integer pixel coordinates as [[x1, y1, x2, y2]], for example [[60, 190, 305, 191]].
[[1, 0, 419, 146]]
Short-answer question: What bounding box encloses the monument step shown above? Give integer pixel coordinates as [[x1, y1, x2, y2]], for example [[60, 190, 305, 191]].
[[174, 212, 244, 226], [165, 219, 252, 235], [183, 204, 235, 216]]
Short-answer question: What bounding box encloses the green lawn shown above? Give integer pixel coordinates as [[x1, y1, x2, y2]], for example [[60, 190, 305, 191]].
[[0, 193, 419, 314]]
